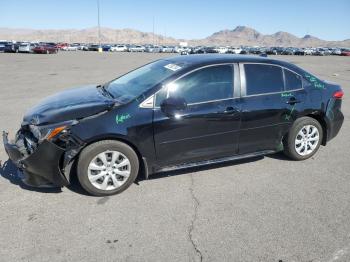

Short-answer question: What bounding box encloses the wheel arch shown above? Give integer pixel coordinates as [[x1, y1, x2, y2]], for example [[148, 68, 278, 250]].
[[65, 134, 149, 183], [304, 113, 328, 146]]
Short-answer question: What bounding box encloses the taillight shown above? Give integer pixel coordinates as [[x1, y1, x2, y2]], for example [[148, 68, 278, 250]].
[[333, 90, 344, 99]]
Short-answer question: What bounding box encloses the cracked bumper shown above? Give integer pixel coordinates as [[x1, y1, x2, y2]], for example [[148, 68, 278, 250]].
[[3, 131, 69, 187]]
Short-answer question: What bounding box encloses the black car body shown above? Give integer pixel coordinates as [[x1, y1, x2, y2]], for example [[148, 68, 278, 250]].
[[4, 43, 20, 53], [88, 44, 100, 51], [3, 55, 344, 196], [0, 41, 9, 52]]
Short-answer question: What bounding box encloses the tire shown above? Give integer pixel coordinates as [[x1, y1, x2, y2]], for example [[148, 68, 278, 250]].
[[283, 117, 323, 160], [77, 140, 139, 196]]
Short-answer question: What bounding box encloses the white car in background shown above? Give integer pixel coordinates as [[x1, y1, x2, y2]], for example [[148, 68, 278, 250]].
[[215, 46, 228, 54], [62, 44, 79, 51], [128, 45, 145, 52], [229, 47, 243, 54], [174, 46, 189, 53], [18, 43, 37, 53], [110, 45, 128, 52], [304, 48, 314, 55], [160, 46, 175, 53], [331, 48, 342, 55]]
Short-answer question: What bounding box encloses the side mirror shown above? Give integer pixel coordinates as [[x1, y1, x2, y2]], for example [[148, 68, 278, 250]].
[[160, 97, 187, 117]]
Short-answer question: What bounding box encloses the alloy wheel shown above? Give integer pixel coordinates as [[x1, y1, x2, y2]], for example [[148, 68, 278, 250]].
[[294, 125, 320, 156], [87, 150, 131, 190]]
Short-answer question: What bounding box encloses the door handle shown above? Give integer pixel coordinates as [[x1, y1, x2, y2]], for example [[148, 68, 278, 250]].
[[286, 98, 301, 105], [223, 106, 238, 114]]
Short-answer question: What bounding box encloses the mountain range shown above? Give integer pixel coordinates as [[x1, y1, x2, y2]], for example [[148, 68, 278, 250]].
[[0, 26, 349, 47]]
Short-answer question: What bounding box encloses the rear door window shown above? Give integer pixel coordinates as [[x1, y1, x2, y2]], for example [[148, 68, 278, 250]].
[[244, 64, 284, 95], [284, 69, 302, 91]]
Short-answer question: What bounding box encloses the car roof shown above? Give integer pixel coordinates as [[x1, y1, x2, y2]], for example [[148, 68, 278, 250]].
[[164, 54, 292, 68]]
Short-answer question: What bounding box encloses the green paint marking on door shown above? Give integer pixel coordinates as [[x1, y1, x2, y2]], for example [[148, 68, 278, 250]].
[[285, 105, 295, 121], [281, 93, 293, 97], [116, 114, 131, 124]]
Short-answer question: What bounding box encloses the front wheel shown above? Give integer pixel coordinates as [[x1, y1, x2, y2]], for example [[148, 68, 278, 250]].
[[77, 140, 139, 196], [283, 117, 323, 160]]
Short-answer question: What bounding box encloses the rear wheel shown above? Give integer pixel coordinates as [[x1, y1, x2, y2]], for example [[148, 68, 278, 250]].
[[77, 140, 139, 196], [283, 117, 323, 160]]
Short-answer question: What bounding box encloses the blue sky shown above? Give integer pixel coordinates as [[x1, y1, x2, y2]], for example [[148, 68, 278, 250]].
[[1, 0, 349, 41]]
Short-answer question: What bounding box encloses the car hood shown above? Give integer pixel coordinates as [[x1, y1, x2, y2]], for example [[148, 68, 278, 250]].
[[23, 85, 115, 126]]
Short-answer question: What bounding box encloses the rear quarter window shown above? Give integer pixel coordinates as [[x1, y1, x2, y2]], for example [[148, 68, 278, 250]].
[[244, 64, 284, 95], [284, 69, 302, 90]]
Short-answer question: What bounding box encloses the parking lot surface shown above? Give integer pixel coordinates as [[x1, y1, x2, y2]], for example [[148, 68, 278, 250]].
[[0, 52, 349, 262]]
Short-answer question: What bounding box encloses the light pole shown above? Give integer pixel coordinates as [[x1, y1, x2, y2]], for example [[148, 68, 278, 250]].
[[97, 0, 102, 51], [152, 16, 155, 46]]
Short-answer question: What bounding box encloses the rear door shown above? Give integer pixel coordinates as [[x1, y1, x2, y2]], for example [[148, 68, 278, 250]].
[[153, 64, 241, 166], [238, 63, 296, 154]]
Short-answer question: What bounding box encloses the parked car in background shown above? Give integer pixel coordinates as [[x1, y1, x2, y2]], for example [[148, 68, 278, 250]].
[[0, 41, 9, 52], [215, 46, 228, 54], [266, 47, 278, 55], [227, 47, 243, 54], [281, 48, 295, 55], [145, 45, 161, 53], [331, 48, 342, 55], [314, 48, 331, 56], [110, 45, 128, 52], [32, 44, 58, 54], [304, 48, 314, 55], [340, 48, 350, 56], [294, 48, 306, 56], [160, 46, 175, 53], [101, 45, 112, 52], [56, 43, 68, 50], [80, 44, 89, 51], [4, 42, 20, 53], [88, 44, 101, 51], [62, 44, 79, 51], [18, 43, 38, 53], [128, 45, 145, 52], [175, 46, 191, 54]]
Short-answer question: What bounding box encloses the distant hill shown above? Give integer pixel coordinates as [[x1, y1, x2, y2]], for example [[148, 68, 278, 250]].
[[192, 26, 350, 47], [0, 26, 349, 47]]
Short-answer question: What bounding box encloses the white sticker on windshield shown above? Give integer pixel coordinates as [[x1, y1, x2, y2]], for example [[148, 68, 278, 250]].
[[164, 63, 182, 71]]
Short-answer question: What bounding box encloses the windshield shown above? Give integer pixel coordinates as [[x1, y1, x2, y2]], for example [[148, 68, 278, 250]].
[[106, 59, 186, 103]]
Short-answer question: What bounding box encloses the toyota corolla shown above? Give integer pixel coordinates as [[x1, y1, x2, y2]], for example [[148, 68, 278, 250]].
[[3, 55, 344, 196]]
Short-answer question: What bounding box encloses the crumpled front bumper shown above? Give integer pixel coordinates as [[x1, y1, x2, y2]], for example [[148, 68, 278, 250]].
[[3, 131, 70, 187]]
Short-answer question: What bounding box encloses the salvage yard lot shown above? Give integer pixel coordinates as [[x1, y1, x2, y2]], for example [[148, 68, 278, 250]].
[[0, 52, 349, 262]]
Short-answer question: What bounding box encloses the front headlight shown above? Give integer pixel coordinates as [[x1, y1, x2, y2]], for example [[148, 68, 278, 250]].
[[29, 120, 78, 142]]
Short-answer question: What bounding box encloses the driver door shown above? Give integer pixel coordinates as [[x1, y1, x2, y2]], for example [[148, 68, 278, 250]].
[[152, 64, 241, 166]]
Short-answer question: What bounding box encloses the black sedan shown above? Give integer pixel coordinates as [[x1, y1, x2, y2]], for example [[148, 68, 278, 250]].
[[3, 55, 344, 196], [4, 43, 20, 53]]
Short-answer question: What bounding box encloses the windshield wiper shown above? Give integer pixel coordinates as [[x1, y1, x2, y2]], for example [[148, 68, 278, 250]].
[[96, 84, 114, 98]]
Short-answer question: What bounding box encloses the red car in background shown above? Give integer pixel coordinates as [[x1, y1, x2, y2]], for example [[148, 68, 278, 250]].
[[32, 44, 58, 54], [340, 49, 350, 56], [56, 43, 69, 50]]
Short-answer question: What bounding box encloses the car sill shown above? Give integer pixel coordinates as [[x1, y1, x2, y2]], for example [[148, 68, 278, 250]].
[[156, 150, 276, 173]]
